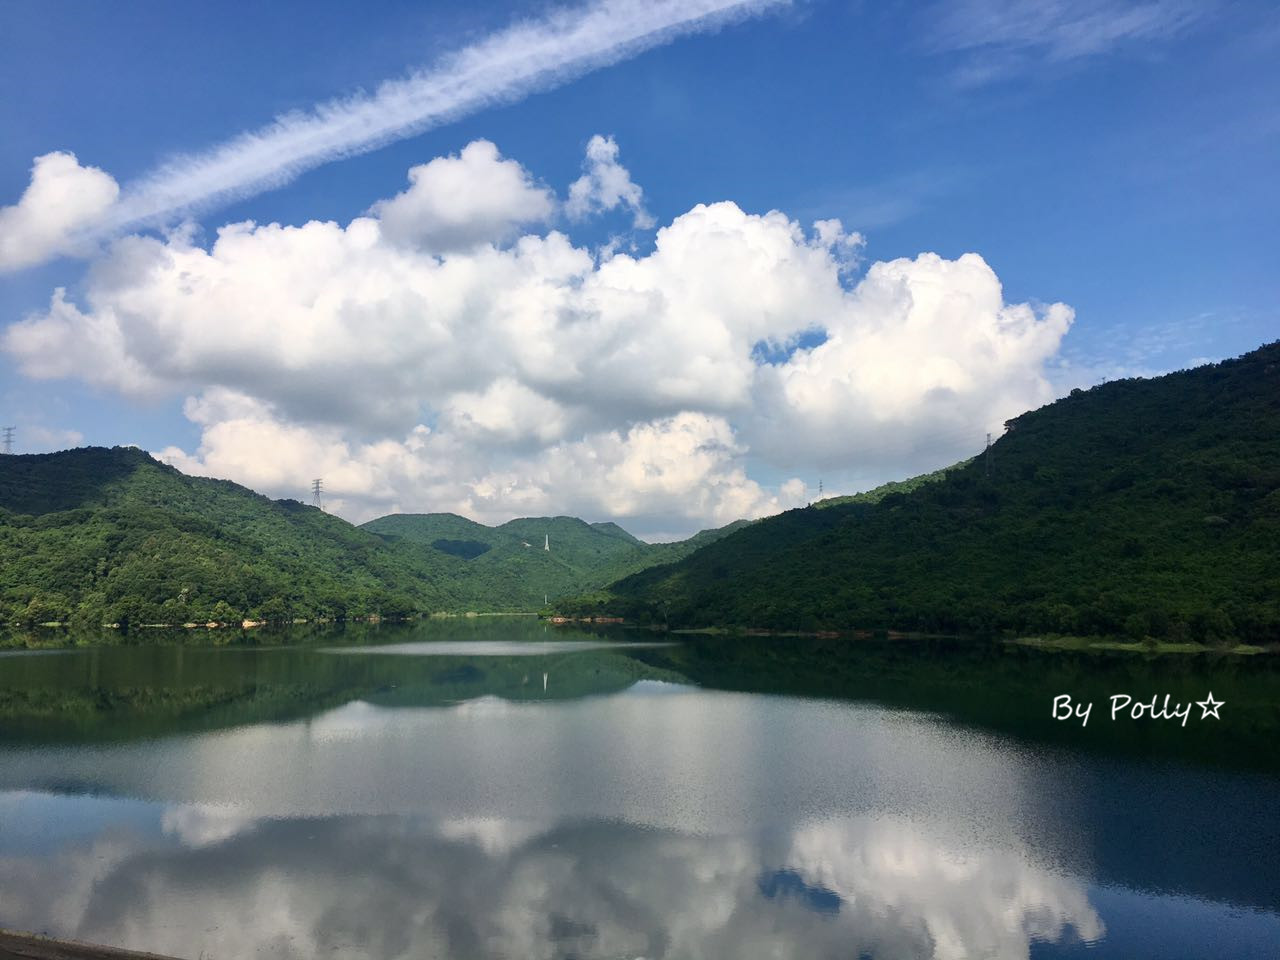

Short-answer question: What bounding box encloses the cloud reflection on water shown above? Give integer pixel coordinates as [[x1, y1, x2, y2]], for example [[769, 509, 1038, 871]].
[[0, 806, 1102, 960], [1, 681, 1274, 957]]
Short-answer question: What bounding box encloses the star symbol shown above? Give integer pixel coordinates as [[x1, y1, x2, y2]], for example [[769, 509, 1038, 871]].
[[1197, 692, 1225, 720]]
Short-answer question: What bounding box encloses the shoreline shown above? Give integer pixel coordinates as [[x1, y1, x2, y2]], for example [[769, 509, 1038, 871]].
[[2, 617, 1277, 657], [1008, 635, 1269, 655]]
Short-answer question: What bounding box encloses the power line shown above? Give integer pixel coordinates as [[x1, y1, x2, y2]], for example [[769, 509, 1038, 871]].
[[1, 427, 13, 455], [312, 478, 324, 510]]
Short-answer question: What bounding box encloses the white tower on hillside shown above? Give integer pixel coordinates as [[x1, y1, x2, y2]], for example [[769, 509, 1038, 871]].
[[544, 534, 550, 552]]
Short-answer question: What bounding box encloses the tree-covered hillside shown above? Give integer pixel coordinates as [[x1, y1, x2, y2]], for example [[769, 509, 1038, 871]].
[[814, 460, 971, 509], [361, 512, 748, 609], [567, 343, 1280, 643], [0, 447, 746, 630], [0, 447, 462, 627]]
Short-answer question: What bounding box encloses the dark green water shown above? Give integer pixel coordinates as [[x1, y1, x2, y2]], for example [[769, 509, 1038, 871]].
[[0, 619, 1277, 959]]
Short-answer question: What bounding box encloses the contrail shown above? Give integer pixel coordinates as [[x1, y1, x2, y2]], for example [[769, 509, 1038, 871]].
[[108, 0, 787, 229]]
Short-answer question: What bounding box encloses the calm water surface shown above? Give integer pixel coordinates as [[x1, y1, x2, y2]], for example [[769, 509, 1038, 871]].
[[0, 620, 1277, 959]]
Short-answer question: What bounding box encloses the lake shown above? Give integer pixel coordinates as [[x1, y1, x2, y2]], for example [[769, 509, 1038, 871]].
[[1, 619, 1278, 959]]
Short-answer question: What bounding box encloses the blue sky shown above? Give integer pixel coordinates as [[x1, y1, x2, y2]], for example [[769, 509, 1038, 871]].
[[0, 0, 1276, 536]]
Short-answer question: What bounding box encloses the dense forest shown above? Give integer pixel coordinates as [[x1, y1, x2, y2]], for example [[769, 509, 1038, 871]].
[[564, 343, 1280, 644], [0, 448, 738, 629], [362, 512, 749, 605], [4, 343, 1277, 642], [0, 447, 450, 628]]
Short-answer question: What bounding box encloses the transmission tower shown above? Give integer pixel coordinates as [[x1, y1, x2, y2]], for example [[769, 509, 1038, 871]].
[[985, 432, 992, 477], [1, 427, 13, 455], [312, 478, 324, 510]]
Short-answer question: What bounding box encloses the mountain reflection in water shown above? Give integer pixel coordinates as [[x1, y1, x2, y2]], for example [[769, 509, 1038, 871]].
[[0, 620, 1277, 959]]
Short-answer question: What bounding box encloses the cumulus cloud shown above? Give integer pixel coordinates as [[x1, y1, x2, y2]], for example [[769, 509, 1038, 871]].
[[371, 140, 554, 251], [0, 152, 119, 271], [98, 0, 786, 233], [157, 395, 796, 527], [812, 217, 866, 273], [0, 2, 786, 273], [3, 139, 1072, 536], [566, 134, 655, 228], [156, 390, 441, 520], [753, 250, 1072, 469]]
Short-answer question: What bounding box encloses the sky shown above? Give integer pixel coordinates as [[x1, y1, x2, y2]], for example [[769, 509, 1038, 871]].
[[0, 0, 1276, 538]]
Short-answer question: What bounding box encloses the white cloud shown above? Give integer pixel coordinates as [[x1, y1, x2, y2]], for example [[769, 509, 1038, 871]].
[[0, 152, 119, 271], [811, 217, 865, 277], [10, 424, 86, 454], [566, 134, 654, 228], [929, 0, 1205, 58], [926, 0, 1210, 85], [516, 412, 803, 525], [784, 817, 1104, 960], [371, 140, 554, 251], [156, 389, 444, 521], [0, 812, 1104, 960], [441, 377, 571, 447], [160, 803, 256, 848], [752, 251, 1072, 469], [4, 140, 1072, 536], [98, 0, 785, 234], [157, 396, 795, 528]]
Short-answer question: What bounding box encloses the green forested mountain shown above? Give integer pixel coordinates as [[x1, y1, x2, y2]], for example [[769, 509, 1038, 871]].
[[7, 343, 1278, 639], [814, 459, 971, 509], [0, 447, 459, 627], [567, 343, 1280, 643], [360, 512, 748, 608], [0, 446, 743, 629]]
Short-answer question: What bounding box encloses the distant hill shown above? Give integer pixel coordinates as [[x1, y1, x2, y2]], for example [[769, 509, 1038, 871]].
[[566, 343, 1280, 644], [360, 512, 748, 610], [0, 447, 745, 630]]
